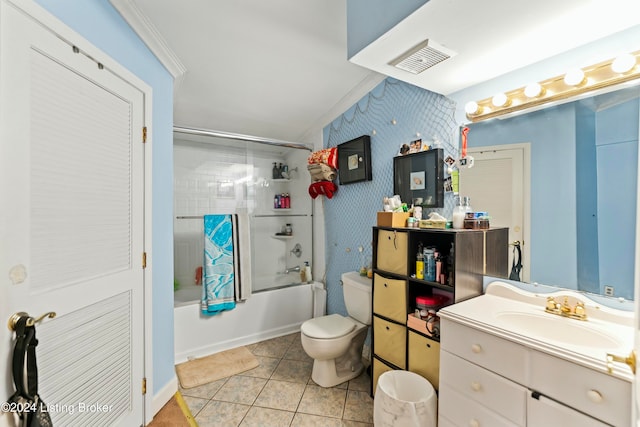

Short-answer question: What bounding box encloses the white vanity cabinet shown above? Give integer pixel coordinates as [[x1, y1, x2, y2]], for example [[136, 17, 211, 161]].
[[439, 317, 631, 427]]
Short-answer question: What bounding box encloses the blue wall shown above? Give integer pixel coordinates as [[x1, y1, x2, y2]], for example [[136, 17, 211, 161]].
[[346, 0, 428, 58], [34, 0, 175, 395], [322, 78, 458, 316]]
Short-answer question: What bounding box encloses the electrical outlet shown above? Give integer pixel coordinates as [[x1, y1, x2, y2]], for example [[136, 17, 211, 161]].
[[604, 285, 614, 296]]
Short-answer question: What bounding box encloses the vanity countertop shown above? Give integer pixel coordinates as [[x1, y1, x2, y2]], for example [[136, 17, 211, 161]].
[[438, 281, 635, 382]]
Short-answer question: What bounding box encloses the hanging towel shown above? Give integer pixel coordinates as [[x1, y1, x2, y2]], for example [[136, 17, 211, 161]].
[[202, 215, 236, 315], [235, 213, 252, 301]]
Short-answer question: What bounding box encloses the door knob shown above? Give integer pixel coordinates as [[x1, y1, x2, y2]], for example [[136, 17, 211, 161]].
[[8, 311, 56, 331]]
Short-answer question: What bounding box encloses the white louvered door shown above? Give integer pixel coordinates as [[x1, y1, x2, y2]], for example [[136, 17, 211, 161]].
[[0, 1, 145, 426]]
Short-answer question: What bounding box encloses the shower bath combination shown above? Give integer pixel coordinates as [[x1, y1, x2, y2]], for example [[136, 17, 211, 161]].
[[172, 127, 317, 363]]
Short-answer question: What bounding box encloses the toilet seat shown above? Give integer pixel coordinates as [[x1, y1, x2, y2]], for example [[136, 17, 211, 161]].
[[301, 314, 356, 339]]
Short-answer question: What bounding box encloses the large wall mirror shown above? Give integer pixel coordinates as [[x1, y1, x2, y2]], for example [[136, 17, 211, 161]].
[[464, 81, 639, 301]]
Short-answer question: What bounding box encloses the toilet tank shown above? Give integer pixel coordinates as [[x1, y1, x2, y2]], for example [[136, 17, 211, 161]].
[[342, 271, 372, 325]]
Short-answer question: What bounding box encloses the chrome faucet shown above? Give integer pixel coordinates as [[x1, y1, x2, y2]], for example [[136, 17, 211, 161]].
[[284, 265, 300, 274]]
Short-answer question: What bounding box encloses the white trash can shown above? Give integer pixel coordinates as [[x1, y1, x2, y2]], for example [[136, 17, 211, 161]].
[[373, 370, 437, 427]]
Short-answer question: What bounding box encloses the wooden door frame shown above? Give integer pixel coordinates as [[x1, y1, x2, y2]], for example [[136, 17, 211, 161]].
[[3, 0, 154, 424], [467, 143, 531, 282]]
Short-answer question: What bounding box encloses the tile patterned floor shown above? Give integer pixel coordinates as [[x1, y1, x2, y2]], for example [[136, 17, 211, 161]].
[[180, 333, 374, 427]]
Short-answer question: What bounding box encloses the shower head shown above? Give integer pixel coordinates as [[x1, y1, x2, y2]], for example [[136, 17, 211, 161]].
[[281, 167, 298, 179]]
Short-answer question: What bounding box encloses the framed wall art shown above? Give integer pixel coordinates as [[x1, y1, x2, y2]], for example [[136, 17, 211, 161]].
[[337, 135, 372, 185], [393, 148, 444, 207]]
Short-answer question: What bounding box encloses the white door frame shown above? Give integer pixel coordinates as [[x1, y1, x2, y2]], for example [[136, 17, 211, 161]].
[[1, 0, 154, 424], [466, 143, 531, 282]]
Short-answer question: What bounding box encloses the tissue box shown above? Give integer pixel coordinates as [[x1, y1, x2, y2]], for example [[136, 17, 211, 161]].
[[377, 212, 410, 227], [419, 219, 447, 229]]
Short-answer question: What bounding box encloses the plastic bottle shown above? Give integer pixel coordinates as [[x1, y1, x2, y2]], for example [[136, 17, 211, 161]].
[[463, 196, 472, 213], [304, 261, 312, 283], [300, 266, 307, 283], [424, 248, 436, 281], [416, 242, 424, 279], [272, 162, 279, 179], [452, 196, 465, 229]]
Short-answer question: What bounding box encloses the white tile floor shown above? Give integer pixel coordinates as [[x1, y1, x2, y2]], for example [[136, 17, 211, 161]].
[[180, 333, 373, 426]]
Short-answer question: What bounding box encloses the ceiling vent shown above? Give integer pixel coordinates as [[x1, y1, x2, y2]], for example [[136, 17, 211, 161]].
[[389, 39, 457, 74]]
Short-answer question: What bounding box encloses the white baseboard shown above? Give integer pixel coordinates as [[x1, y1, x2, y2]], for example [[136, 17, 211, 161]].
[[174, 322, 303, 364], [148, 375, 178, 424]]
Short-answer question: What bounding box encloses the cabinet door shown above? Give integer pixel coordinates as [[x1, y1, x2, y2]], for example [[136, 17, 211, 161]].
[[528, 392, 608, 427], [373, 316, 406, 369], [373, 273, 407, 323], [408, 331, 440, 390], [376, 229, 408, 275], [530, 349, 630, 427]]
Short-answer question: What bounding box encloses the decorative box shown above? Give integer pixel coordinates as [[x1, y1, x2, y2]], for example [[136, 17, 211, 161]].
[[377, 212, 410, 228]]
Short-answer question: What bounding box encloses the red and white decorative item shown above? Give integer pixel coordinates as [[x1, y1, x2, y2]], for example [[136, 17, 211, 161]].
[[457, 127, 475, 169]]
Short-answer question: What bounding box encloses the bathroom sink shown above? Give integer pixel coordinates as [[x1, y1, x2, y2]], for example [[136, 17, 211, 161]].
[[494, 311, 623, 349]]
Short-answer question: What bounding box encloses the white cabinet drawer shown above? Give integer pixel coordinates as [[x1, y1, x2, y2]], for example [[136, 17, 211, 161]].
[[440, 319, 528, 385], [439, 383, 520, 427], [440, 351, 526, 425], [530, 350, 631, 427], [528, 392, 608, 427]]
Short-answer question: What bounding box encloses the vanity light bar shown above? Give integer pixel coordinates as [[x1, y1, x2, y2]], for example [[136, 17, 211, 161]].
[[465, 50, 640, 122]]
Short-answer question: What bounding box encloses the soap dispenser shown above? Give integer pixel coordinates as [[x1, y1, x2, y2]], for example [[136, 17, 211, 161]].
[[304, 261, 312, 283]]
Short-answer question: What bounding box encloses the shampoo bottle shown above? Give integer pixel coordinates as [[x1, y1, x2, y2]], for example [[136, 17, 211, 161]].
[[304, 261, 312, 283]]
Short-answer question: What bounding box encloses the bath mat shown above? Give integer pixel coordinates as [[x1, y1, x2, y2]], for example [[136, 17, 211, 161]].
[[176, 346, 259, 389], [148, 391, 197, 427]]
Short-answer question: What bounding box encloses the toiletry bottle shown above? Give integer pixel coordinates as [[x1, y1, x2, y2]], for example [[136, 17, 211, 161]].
[[304, 261, 312, 283], [300, 266, 307, 283], [424, 248, 436, 281], [463, 196, 472, 213], [416, 243, 424, 279], [272, 162, 279, 179], [452, 196, 465, 229], [274, 194, 279, 209], [285, 223, 292, 235]]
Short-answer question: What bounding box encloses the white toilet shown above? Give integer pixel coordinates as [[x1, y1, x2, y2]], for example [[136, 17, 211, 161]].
[[301, 271, 372, 387]]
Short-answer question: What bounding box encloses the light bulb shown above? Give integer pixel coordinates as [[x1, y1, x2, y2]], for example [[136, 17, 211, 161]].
[[612, 53, 636, 73], [564, 68, 585, 86], [491, 93, 509, 107], [524, 82, 544, 98], [465, 101, 480, 115]]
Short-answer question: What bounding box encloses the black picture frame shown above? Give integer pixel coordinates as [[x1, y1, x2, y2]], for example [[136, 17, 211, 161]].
[[337, 135, 372, 185], [393, 148, 444, 208]]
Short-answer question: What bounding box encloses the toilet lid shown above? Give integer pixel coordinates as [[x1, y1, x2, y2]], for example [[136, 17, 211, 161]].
[[301, 314, 356, 339]]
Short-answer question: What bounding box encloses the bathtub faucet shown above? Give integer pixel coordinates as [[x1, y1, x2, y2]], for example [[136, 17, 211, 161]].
[[284, 265, 301, 274]]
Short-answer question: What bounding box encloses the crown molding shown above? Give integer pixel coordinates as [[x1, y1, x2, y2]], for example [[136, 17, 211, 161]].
[[109, 0, 187, 80]]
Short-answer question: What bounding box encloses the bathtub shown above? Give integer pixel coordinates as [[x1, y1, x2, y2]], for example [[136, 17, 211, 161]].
[[174, 282, 320, 363]]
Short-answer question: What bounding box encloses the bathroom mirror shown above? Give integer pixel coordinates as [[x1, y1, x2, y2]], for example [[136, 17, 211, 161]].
[[465, 81, 640, 301]]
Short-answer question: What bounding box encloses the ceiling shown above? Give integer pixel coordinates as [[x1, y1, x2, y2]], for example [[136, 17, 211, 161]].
[[119, 0, 640, 143]]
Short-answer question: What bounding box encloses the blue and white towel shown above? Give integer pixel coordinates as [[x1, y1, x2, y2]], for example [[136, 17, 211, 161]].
[[202, 215, 236, 315]]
